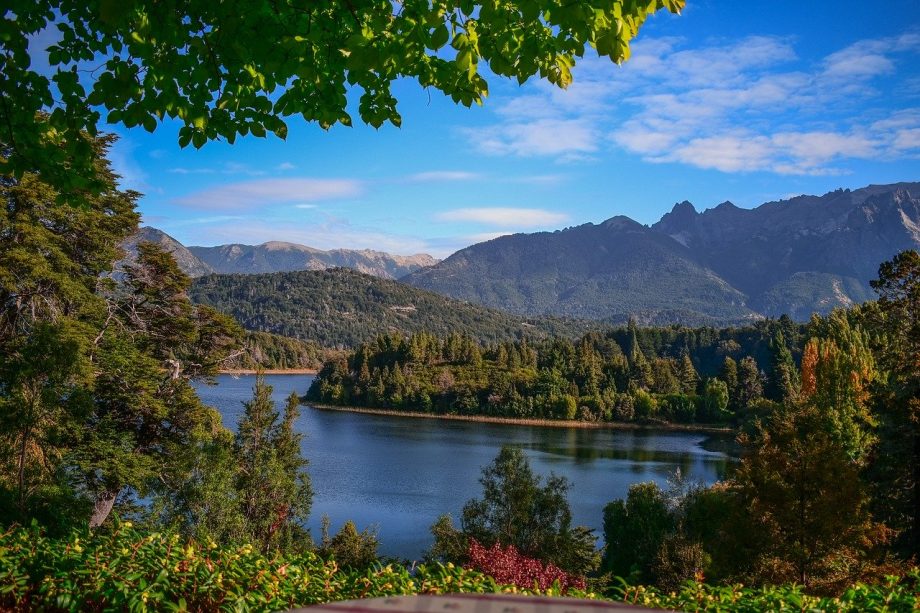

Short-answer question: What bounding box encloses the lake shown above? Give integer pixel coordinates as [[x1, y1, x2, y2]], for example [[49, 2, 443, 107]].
[[195, 374, 733, 560]]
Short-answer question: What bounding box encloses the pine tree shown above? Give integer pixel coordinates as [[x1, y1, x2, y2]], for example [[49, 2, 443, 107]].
[[235, 376, 312, 553], [767, 332, 799, 402], [677, 354, 700, 395]]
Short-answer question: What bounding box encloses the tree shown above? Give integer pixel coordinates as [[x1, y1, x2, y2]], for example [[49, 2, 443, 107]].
[[0, 136, 245, 530], [736, 356, 764, 410], [767, 331, 798, 402], [731, 404, 882, 591], [677, 354, 699, 395], [0, 136, 138, 528], [431, 445, 598, 575], [602, 482, 673, 583], [2, 0, 684, 199], [868, 250, 920, 557], [699, 378, 729, 423], [317, 517, 379, 569], [800, 311, 877, 464], [235, 376, 312, 553]]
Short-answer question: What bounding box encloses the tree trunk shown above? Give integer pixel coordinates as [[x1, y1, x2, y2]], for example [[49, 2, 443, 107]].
[[89, 489, 120, 529]]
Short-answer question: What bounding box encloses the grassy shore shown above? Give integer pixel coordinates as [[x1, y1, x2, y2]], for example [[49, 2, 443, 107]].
[[306, 402, 733, 434], [219, 368, 318, 375]]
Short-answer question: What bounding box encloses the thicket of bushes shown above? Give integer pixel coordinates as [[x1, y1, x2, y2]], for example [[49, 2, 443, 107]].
[[1, 525, 917, 612]]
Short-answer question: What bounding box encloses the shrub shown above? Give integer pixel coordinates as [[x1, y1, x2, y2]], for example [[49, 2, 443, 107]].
[[466, 540, 586, 593], [0, 524, 590, 612]]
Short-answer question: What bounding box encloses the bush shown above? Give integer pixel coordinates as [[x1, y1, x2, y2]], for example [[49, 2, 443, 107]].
[[0, 524, 592, 612], [614, 573, 920, 612], [466, 540, 586, 593]]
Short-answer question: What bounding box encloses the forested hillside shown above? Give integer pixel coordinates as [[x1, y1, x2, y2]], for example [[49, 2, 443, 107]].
[[307, 318, 805, 425], [189, 268, 600, 348], [226, 331, 329, 370]]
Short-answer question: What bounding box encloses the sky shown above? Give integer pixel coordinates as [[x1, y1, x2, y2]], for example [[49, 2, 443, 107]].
[[86, 0, 920, 258]]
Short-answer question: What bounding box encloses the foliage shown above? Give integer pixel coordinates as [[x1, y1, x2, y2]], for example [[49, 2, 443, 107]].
[[800, 310, 877, 463], [602, 482, 674, 584], [615, 575, 920, 612], [0, 524, 596, 612], [2, 0, 682, 199], [868, 250, 920, 558], [317, 517, 380, 570], [466, 540, 586, 593], [0, 138, 242, 531], [306, 324, 797, 425], [431, 446, 598, 576], [730, 403, 884, 592], [2, 525, 918, 612], [228, 331, 328, 371]]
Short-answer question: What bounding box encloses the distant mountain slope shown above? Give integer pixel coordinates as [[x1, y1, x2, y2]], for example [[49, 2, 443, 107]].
[[652, 183, 920, 316], [403, 182, 920, 323], [403, 216, 755, 325], [119, 227, 214, 277], [188, 268, 600, 348], [188, 241, 437, 279]]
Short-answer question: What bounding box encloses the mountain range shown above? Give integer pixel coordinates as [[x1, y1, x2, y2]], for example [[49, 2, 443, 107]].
[[120, 227, 438, 280], [130, 181, 920, 326], [403, 182, 920, 324]]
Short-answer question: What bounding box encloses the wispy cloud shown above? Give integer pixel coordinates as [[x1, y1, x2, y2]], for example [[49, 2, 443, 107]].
[[436, 207, 568, 227], [408, 170, 480, 182], [176, 218, 436, 256], [463, 118, 597, 157], [173, 178, 363, 210], [467, 31, 920, 174], [277, 162, 296, 171]]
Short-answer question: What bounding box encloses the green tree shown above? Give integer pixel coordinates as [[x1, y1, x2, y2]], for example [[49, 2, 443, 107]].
[[719, 356, 739, 410], [318, 517, 379, 570], [602, 482, 674, 583], [736, 356, 764, 410], [432, 445, 598, 575], [677, 354, 699, 395], [699, 378, 729, 423], [868, 250, 920, 557], [767, 331, 798, 402], [0, 138, 242, 531], [234, 376, 313, 553], [2, 0, 683, 198], [800, 311, 877, 463]]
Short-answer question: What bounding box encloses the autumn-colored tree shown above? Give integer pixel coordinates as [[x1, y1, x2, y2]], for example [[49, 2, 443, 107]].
[[731, 404, 883, 592], [799, 311, 877, 463]]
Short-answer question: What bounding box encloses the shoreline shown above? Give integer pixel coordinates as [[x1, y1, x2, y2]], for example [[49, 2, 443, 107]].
[[219, 368, 318, 375], [306, 402, 733, 434]]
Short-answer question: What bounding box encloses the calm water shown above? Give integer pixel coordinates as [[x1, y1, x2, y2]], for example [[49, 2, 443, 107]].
[[195, 374, 732, 560]]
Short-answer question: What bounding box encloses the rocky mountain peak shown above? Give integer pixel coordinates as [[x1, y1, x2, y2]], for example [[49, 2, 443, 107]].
[[601, 215, 644, 231]]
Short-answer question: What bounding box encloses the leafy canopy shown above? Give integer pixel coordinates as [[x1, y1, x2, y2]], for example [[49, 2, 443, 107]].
[[1, 0, 683, 196]]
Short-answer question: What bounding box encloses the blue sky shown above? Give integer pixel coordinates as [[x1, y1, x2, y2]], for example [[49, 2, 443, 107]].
[[94, 0, 920, 258]]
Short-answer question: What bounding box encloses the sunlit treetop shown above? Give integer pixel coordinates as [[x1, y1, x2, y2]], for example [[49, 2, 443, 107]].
[[0, 0, 683, 197]]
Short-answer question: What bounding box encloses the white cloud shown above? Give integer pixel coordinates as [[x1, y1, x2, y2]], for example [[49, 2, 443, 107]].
[[277, 162, 296, 171], [408, 170, 480, 182], [175, 219, 439, 256], [173, 178, 363, 209], [466, 119, 597, 157], [436, 207, 568, 227], [294, 203, 318, 209], [469, 30, 920, 174]]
